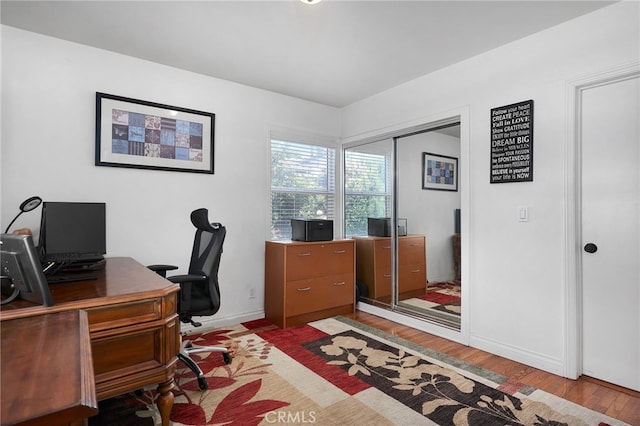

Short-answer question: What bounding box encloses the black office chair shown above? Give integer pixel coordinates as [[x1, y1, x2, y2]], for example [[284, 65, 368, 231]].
[[149, 208, 232, 390]]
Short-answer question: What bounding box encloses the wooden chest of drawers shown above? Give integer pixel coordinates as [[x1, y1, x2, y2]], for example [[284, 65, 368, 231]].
[[265, 240, 356, 328], [354, 235, 427, 300]]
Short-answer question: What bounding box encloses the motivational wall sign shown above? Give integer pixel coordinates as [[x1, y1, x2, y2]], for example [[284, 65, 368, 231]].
[[490, 100, 534, 183]]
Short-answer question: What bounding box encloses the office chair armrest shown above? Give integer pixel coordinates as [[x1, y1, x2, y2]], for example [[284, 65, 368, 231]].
[[166, 274, 207, 284], [147, 264, 179, 278]]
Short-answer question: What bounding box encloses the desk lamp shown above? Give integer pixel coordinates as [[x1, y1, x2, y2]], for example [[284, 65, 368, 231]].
[[4, 196, 42, 234]]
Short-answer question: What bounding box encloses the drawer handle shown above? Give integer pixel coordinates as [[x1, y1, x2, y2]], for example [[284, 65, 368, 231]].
[[383, 274, 391, 278], [297, 253, 312, 257], [333, 281, 346, 286], [333, 250, 346, 254], [411, 269, 421, 273], [383, 246, 391, 249], [297, 287, 311, 292]]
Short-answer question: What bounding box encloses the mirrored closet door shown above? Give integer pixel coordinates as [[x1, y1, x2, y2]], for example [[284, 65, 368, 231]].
[[344, 121, 462, 329]]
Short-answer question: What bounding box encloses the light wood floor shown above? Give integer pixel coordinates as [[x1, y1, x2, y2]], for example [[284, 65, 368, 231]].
[[346, 310, 640, 425]]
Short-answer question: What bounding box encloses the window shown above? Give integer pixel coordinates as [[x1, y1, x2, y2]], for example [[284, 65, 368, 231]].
[[270, 139, 336, 240], [344, 150, 391, 237]]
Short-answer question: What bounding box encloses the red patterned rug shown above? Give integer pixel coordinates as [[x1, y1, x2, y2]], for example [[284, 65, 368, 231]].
[[89, 316, 626, 425]]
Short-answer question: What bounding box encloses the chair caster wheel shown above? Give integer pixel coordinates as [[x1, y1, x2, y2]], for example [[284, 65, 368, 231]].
[[223, 353, 232, 364], [197, 377, 208, 390]]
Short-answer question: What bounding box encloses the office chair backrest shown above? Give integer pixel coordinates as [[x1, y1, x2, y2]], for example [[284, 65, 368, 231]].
[[187, 208, 226, 316]]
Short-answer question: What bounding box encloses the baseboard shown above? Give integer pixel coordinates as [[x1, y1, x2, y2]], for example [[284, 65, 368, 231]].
[[180, 309, 265, 335], [469, 333, 565, 377]]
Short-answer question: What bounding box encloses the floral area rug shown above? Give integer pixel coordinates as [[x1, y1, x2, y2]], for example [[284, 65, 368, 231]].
[[89, 316, 626, 426]]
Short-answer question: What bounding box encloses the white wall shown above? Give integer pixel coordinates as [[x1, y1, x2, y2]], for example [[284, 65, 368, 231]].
[[397, 131, 461, 282], [342, 2, 639, 376], [0, 26, 341, 325]]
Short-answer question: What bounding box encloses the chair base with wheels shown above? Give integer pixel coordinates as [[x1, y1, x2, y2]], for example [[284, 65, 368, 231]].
[[178, 338, 232, 390]]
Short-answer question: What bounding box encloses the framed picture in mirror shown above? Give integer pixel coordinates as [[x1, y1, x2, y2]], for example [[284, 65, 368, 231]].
[[422, 152, 458, 191]]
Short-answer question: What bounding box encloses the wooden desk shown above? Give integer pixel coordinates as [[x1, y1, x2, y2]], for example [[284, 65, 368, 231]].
[[0, 257, 180, 426], [1, 310, 97, 426]]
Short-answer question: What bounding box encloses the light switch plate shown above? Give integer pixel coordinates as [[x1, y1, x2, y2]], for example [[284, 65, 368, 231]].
[[518, 206, 529, 222]]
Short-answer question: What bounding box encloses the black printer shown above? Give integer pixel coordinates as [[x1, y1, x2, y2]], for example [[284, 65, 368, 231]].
[[291, 219, 333, 242]]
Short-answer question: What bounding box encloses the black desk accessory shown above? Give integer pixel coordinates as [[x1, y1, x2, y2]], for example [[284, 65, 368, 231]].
[[3, 195, 42, 234], [1, 196, 44, 305], [0, 233, 54, 306]]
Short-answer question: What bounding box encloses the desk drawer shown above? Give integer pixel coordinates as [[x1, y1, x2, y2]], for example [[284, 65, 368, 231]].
[[91, 316, 179, 383], [86, 295, 175, 332], [285, 274, 354, 317], [92, 327, 161, 378]]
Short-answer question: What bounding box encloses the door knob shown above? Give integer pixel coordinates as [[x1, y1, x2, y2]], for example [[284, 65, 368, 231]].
[[584, 243, 598, 253]]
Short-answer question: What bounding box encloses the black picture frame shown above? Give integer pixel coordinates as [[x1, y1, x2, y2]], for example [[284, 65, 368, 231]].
[[490, 99, 533, 183], [422, 152, 458, 191], [95, 92, 215, 174]]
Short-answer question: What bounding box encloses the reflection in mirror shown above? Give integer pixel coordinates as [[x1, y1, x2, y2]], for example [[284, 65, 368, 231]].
[[344, 139, 393, 309], [395, 126, 461, 328], [344, 124, 461, 329]]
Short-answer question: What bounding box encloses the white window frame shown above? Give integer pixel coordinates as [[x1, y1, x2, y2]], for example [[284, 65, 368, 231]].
[[267, 126, 341, 241]]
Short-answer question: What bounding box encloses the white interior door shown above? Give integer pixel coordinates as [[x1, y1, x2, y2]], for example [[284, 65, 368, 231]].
[[581, 75, 639, 391]]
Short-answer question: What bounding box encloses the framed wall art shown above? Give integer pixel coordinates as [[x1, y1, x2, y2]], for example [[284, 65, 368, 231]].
[[422, 152, 458, 191], [490, 99, 533, 183], [95, 92, 215, 174]]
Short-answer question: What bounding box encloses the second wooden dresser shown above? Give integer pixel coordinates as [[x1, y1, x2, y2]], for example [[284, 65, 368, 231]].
[[265, 240, 356, 328]]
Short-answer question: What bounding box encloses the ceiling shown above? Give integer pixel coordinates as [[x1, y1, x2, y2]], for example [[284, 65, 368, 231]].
[[1, 0, 614, 107]]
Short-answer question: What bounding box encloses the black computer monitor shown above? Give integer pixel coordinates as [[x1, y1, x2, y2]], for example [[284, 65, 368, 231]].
[[39, 202, 106, 263], [1, 233, 54, 306]]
